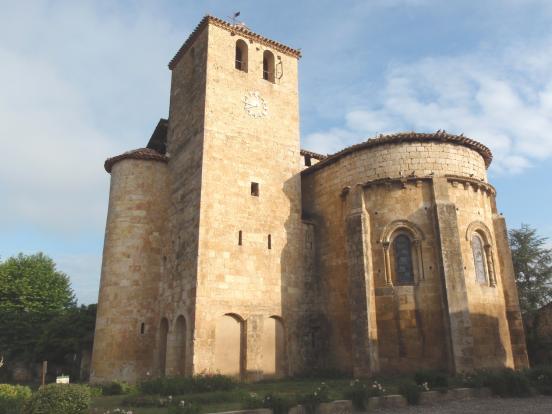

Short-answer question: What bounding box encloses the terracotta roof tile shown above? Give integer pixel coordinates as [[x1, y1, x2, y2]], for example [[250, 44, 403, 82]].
[[300, 149, 327, 160], [302, 131, 493, 175], [169, 15, 301, 70], [104, 148, 168, 173]]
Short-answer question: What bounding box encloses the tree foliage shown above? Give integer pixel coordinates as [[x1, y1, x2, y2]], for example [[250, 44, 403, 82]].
[[509, 224, 552, 316], [0, 253, 76, 361]]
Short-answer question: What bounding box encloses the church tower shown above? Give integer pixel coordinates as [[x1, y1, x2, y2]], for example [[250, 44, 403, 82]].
[[160, 16, 304, 378]]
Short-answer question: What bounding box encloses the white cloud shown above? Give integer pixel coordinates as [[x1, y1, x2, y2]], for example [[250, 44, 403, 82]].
[[304, 38, 552, 174], [0, 1, 185, 233]]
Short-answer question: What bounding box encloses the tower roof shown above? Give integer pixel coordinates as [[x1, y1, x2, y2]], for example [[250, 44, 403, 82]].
[[104, 148, 168, 173], [168, 15, 302, 70], [302, 131, 493, 175]]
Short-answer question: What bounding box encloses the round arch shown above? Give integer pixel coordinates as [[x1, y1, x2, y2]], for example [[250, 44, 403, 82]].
[[380, 220, 425, 286]]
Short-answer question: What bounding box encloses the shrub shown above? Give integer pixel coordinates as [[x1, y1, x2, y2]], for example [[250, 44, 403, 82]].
[[97, 381, 134, 396], [300, 382, 330, 414], [470, 368, 531, 397], [460, 369, 493, 388], [242, 392, 263, 410], [23, 384, 91, 414], [414, 370, 448, 389], [139, 374, 236, 396], [398, 380, 421, 405], [88, 386, 103, 397], [343, 380, 368, 410], [343, 379, 386, 410], [0, 384, 32, 414], [260, 393, 294, 414], [525, 366, 552, 395]]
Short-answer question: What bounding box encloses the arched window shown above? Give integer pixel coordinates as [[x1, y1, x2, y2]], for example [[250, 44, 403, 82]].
[[381, 220, 425, 286], [472, 233, 488, 284], [235, 40, 248, 72], [392, 234, 415, 285], [263, 50, 275, 82]]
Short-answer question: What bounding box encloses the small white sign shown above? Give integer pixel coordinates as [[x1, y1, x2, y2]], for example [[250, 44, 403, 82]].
[[56, 375, 70, 384]]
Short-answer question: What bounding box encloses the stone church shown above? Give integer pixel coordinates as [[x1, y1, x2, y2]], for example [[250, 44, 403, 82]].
[[90, 16, 529, 383]]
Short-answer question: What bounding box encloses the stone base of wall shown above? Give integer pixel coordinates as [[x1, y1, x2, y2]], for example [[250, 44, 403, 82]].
[[208, 388, 494, 414]]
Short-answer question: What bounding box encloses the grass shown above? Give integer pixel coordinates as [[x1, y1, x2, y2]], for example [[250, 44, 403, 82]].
[[89, 378, 353, 414], [88, 377, 407, 414]]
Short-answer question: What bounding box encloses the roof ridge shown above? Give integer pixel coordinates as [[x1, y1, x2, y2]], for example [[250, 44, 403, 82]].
[[168, 15, 301, 70], [302, 131, 493, 175], [104, 147, 168, 173]]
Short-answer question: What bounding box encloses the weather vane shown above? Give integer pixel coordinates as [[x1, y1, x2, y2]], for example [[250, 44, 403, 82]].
[[229, 11, 241, 25]]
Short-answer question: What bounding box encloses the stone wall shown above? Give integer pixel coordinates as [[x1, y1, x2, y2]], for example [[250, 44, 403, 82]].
[[184, 23, 304, 378], [91, 158, 169, 382], [156, 25, 210, 378], [301, 139, 526, 374]]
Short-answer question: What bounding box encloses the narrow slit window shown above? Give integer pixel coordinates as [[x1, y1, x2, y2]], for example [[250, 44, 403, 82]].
[[238, 230, 243, 246], [251, 182, 259, 197], [268, 234, 272, 250], [304, 155, 312, 166], [140, 322, 145, 335]]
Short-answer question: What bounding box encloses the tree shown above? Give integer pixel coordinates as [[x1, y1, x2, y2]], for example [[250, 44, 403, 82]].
[[509, 224, 552, 363], [0, 253, 76, 361], [35, 304, 96, 362], [509, 224, 552, 316]]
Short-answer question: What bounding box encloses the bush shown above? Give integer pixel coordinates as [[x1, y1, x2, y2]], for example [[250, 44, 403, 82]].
[[0, 384, 32, 414], [88, 386, 103, 397], [242, 392, 262, 409], [414, 370, 448, 389], [525, 366, 552, 395], [398, 380, 421, 405], [299, 382, 330, 414], [343, 380, 368, 411], [468, 368, 531, 397], [260, 393, 294, 414], [343, 379, 386, 410], [23, 384, 91, 414], [139, 374, 236, 396], [97, 381, 134, 396]]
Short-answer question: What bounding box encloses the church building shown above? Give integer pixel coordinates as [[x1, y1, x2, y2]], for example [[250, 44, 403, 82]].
[[90, 15, 529, 383]]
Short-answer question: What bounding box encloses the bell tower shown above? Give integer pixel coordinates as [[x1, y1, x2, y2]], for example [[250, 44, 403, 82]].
[[164, 16, 304, 378]]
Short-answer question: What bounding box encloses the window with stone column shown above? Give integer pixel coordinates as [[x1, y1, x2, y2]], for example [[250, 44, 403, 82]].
[[466, 222, 497, 287], [380, 220, 425, 287]]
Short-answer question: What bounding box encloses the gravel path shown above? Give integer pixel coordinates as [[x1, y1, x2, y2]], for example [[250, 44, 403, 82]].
[[370, 396, 552, 413]]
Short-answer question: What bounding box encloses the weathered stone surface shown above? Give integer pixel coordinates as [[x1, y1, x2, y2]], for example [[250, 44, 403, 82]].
[[91, 16, 528, 382]]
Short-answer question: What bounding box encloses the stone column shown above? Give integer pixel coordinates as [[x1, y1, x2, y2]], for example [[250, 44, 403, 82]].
[[344, 185, 379, 377], [492, 214, 529, 369], [432, 177, 474, 373]]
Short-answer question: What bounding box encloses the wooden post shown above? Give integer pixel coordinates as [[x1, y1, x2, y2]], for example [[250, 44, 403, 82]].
[[41, 361, 47, 386]]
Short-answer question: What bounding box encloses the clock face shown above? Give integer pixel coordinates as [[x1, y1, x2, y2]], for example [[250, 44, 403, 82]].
[[242, 91, 268, 118]]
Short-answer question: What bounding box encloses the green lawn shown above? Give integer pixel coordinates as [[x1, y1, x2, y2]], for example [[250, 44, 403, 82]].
[[89, 378, 357, 414]]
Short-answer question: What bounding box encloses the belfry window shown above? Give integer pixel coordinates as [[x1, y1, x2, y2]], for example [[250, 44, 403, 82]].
[[263, 50, 275, 82], [472, 233, 488, 284], [235, 39, 248, 71], [393, 234, 415, 285]]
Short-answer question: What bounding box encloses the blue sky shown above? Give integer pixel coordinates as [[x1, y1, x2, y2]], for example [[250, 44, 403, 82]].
[[1, 0, 551, 304]]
